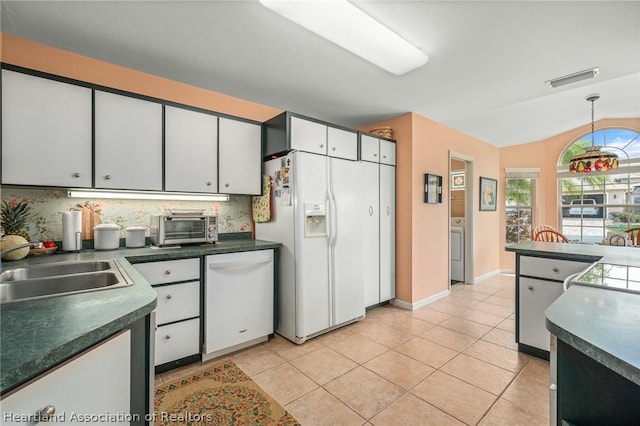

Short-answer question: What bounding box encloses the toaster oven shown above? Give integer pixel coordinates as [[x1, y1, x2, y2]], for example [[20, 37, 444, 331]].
[[150, 212, 218, 246]]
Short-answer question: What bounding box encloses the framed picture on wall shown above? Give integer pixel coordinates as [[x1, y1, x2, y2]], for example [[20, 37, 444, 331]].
[[451, 171, 465, 190], [479, 176, 497, 211]]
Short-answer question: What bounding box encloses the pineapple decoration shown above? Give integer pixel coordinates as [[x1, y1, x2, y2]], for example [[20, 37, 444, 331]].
[[1, 200, 32, 242]]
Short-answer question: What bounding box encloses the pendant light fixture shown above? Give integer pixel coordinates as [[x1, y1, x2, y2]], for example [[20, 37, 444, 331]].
[[569, 95, 619, 173]]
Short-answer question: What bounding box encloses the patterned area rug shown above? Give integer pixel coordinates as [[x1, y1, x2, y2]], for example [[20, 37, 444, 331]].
[[154, 360, 301, 425]]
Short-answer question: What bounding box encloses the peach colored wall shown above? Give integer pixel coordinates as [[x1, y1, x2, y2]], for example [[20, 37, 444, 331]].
[[0, 33, 281, 122], [499, 118, 640, 270], [363, 113, 500, 305]]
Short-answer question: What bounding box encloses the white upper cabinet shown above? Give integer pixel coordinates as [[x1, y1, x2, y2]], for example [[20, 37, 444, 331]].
[[94, 91, 163, 190], [380, 139, 396, 166], [218, 117, 262, 195], [290, 116, 327, 155], [327, 127, 358, 160], [1, 69, 92, 187], [165, 106, 218, 193], [360, 134, 380, 163]]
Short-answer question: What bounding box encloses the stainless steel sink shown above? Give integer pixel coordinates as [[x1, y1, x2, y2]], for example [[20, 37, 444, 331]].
[[0, 260, 113, 282], [0, 260, 133, 304]]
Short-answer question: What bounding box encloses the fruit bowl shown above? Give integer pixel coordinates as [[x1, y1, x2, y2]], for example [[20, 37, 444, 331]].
[[28, 246, 58, 257]]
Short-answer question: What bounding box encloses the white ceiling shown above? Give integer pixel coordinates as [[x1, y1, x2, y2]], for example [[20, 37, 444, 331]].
[[1, 0, 639, 147]]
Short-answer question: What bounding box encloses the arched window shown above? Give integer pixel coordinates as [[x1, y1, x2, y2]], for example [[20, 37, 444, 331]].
[[557, 128, 640, 243]]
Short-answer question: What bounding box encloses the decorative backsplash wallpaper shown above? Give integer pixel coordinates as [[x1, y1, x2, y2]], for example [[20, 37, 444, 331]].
[[0, 188, 252, 242]]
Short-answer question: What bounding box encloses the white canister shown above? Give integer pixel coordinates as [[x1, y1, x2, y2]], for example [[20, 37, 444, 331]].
[[93, 224, 121, 250], [125, 226, 146, 248]]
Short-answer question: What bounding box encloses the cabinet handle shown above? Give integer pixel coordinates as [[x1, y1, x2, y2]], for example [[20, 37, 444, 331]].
[[369, 206, 374, 216], [206, 181, 212, 186], [104, 174, 112, 180], [383, 155, 387, 159], [225, 183, 230, 188], [528, 286, 534, 291], [320, 144, 324, 148], [386, 206, 391, 215], [166, 294, 172, 300], [164, 270, 171, 276], [552, 267, 559, 273], [239, 329, 247, 333], [332, 147, 336, 151], [37, 405, 56, 422], [373, 153, 377, 157], [165, 335, 171, 340], [72, 172, 81, 178]]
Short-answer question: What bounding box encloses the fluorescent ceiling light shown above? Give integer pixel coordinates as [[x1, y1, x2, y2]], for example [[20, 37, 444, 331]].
[[67, 190, 229, 202], [259, 0, 428, 75], [545, 67, 600, 88]]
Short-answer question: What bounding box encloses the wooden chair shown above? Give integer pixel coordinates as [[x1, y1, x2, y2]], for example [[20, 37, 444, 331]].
[[624, 227, 640, 246], [533, 229, 569, 243], [532, 225, 556, 241]]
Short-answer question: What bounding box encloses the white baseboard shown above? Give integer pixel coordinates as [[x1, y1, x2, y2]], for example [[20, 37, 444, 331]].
[[391, 289, 450, 311], [473, 269, 500, 284], [500, 268, 515, 275]]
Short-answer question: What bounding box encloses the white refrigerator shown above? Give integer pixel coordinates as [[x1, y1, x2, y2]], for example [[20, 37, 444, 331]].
[[256, 150, 364, 344]]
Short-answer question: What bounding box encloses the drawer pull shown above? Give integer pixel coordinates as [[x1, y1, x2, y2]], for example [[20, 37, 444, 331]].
[[105, 174, 112, 180], [165, 335, 171, 340], [164, 270, 171, 276], [528, 286, 534, 291], [552, 267, 559, 273], [37, 405, 56, 422], [166, 294, 173, 300], [73, 172, 81, 178], [239, 329, 247, 333], [206, 181, 212, 186]]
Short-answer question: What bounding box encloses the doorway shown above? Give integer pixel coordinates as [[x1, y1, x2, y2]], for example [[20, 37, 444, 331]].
[[449, 152, 475, 286]]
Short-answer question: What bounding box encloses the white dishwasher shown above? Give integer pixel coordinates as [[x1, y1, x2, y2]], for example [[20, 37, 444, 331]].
[[203, 249, 274, 360]]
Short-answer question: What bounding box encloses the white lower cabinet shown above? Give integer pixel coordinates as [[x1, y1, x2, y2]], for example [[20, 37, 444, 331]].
[[133, 258, 201, 368], [518, 277, 564, 352], [1, 331, 130, 425], [204, 250, 274, 359]]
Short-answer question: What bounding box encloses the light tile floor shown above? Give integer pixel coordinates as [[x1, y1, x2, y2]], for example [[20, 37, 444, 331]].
[[156, 274, 550, 425]]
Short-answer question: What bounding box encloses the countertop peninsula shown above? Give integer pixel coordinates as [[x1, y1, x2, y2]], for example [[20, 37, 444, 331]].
[[507, 241, 640, 386], [0, 237, 281, 394]]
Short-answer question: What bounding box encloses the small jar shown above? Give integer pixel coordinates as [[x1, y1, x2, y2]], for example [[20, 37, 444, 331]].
[[125, 226, 146, 248]]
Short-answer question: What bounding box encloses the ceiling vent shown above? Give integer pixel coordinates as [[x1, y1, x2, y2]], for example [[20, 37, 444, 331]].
[[545, 67, 600, 88]]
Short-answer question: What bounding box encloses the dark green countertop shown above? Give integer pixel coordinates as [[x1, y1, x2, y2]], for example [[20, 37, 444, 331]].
[[0, 237, 281, 394], [507, 241, 640, 386]]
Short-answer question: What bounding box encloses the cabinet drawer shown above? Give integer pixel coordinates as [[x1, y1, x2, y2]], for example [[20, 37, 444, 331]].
[[154, 281, 200, 325], [519, 256, 588, 281], [360, 134, 379, 163], [133, 258, 200, 285], [155, 318, 200, 366]]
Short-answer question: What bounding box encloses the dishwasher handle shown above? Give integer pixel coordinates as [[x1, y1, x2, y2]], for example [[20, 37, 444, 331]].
[[208, 258, 272, 270], [563, 272, 580, 292]]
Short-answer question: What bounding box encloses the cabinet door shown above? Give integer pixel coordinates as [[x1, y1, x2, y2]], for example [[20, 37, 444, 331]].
[[165, 105, 218, 192], [1, 70, 92, 187], [380, 139, 396, 166], [327, 127, 358, 160], [380, 164, 396, 301], [205, 250, 274, 354], [360, 134, 380, 163], [95, 91, 162, 190], [290, 116, 327, 155], [1, 331, 130, 425], [362, 162, 380, 307], [218, 117, 262, 195], [518, 277, 563, 351]]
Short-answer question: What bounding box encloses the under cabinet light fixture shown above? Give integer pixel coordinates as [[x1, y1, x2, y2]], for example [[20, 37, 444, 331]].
[[545, 67, 600, 88], [259, 0, 428, 76], [67, 190, 229, 202]]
